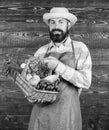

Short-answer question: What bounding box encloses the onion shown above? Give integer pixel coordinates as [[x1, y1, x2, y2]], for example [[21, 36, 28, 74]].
[[26, 73, 32, 81], [44, 74, 59, 83], [29, 74, 40, 86]]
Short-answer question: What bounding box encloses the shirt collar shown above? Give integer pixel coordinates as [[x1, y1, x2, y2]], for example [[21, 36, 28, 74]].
[[48, 36, 72, 50]]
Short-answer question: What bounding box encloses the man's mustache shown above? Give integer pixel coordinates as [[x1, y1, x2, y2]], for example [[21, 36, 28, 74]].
[[51, 29, 63, 33]]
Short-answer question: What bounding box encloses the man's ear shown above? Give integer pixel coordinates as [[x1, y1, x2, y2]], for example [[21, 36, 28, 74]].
[[68, 22, 71, 30]]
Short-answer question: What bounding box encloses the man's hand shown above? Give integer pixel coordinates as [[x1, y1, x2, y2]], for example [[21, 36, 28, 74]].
[[44, 56, 59, 71]]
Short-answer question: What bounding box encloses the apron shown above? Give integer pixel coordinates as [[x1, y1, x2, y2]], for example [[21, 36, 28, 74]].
[[28, 41, 82, 130]]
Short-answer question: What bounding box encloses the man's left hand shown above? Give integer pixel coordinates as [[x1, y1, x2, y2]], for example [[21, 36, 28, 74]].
[[44, 56, 59, 71]]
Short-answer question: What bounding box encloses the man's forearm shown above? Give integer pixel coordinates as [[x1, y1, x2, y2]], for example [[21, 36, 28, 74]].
[[55, 61, 92, 89]]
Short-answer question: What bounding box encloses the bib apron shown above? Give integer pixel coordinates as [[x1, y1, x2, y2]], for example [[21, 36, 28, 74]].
[[28, 42, 82, 130]]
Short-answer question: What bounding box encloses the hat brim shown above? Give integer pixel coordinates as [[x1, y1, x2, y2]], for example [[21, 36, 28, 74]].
[[43, 13, 77, 28]]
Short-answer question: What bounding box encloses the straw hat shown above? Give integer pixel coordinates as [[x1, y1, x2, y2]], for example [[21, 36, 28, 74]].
[[43, 7, 77, 28]]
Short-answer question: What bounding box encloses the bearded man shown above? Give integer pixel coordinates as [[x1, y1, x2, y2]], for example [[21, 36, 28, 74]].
[[27, 7, 92, 130]]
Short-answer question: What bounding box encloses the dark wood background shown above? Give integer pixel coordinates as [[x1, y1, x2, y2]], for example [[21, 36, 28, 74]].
[[0, 0, 109, 130]]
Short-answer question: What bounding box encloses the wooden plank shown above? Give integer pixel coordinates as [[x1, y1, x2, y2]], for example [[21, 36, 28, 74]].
[[0, 5, 109, 49], [0, 115, 29, 130], [80, 92, 109, 130], [0, 1, 109, 8], [0, 31, 109, 49], [91, 65, 109, 92], [0, 4, 109, 49], [0, 102, 32, 115], [0, 48, 109, 68], [91, 49, 109, 65], [0, 4, 109, 27], [0, 23, 46, 32]]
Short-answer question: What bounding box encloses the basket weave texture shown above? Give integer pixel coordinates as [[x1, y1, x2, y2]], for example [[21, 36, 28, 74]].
[[16, 56, 60, 103]]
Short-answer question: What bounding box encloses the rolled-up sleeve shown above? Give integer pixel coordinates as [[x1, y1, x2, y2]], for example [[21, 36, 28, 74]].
[[55, 44, 92, 89]]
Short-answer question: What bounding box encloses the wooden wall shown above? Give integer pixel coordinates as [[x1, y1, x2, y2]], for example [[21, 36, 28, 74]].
[[0, 1, 109, 130]]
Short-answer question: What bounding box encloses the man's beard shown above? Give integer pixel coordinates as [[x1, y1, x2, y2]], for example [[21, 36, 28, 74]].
[[49, 28, 69, 43]]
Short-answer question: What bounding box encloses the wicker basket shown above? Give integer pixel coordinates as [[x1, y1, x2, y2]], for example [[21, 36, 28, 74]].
[[15, 56, 60, 103], [15, 73, 59, 103]]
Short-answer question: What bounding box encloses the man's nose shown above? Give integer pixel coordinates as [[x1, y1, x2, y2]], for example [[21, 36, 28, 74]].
[[54, 23, 59, 29]]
